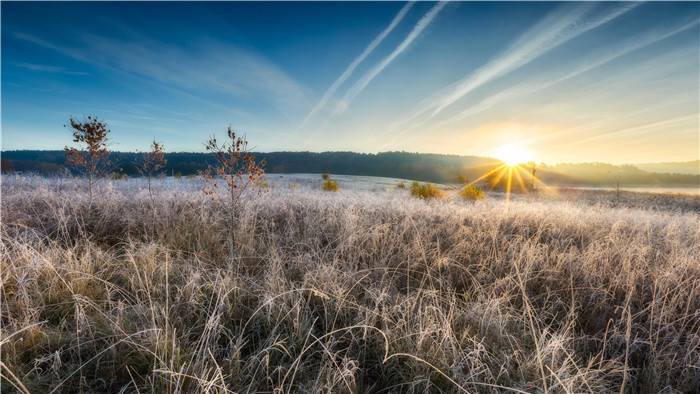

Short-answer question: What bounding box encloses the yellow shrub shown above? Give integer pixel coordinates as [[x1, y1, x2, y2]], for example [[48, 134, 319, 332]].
[[410, 182, 445, 199], [322, 179, 338, 192], [460, 184, 485, 201]]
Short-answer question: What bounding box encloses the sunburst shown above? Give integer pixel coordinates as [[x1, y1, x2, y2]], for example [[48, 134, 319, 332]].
[[465, 144, 551, 202], [493, 144, 532, 166]]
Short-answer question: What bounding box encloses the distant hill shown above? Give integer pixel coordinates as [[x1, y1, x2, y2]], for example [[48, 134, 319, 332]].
[[2, 150, 698, 187], [537, 162, 698, 187], [0, 150, 499, 184], [632, 161, 699, 175]]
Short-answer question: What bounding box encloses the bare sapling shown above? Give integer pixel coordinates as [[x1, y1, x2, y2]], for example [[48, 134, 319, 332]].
[[200, 126, 268, 261], [64, 115, 112, 211], [137, 140, 167, 206], [527, 161, 537, 191]]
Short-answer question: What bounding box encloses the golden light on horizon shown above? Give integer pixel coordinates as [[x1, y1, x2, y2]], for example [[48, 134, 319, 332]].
[[493, 144, 533, 166], [467, 143, 552, 204]]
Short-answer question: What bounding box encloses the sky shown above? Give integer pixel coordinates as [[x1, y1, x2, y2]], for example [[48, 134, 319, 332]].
[[1, 1, 698, 164]]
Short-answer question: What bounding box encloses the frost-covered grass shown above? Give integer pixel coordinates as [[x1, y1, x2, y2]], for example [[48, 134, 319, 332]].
[[2, 174, 699, 392]]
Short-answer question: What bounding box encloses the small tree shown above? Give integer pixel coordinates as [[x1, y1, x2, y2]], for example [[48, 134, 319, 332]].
[[527, 162, 537, 191], [456, 174, 467, 184], [608, 169, 621, 202], [200, 126, 268, 260], [137, 140, 167, 206], [64, 115, 112, 210]]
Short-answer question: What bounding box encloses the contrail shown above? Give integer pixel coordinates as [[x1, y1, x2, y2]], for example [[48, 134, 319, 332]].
[[295, 2, 415, 132], [534, 114, 698, 155], [331, 1, 448, 116], [387, 2, 640, 136], [433, 17, 699, 129]]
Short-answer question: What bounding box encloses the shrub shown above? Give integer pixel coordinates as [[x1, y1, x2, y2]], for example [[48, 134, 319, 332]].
[[410, 181, 446, 199], [456, 174, 467, 184], [321, 173, 330, 180], [322, 179, 338, 192], [64, 115, 112, 210], [200, 126, 268, 260], [174, 172, 182, 179], [1, 158, 15, 173], [460, 184, 486, 201], [187, 174, 196, 179], [136, 140, 167, 206], [109, 172, 127, 180], [397, 181, 406, 189]]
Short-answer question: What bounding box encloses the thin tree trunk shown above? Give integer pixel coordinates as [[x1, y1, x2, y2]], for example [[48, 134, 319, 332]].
[[89, 171, 93, 211], [230, 187, 236, 262], [148, 175, 154, 207], [149, 174, 156, 236]]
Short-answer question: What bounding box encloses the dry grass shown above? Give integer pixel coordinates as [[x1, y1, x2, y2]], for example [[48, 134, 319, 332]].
[[2, 175, 699, 393]]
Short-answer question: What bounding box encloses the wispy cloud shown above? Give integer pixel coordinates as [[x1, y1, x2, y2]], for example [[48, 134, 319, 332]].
[[13, 31, 311, 124], [331, 1, 448, 117], [387, 2, 639, 135], [79, 34, 310, 115], [432, 17, 699, 129], [15, 62, 90, 75], [536, 114, 698, 156], [296, 1, 414, 131]]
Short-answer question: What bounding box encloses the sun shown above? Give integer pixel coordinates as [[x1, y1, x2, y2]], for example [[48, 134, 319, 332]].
[[493, 144, 532, 166]]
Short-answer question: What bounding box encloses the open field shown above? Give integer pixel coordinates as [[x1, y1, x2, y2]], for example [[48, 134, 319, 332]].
[[2, 174, 700, 393]]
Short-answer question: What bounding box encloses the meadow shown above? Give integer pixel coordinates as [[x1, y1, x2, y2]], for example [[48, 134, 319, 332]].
[[2, 174, 699, 393]]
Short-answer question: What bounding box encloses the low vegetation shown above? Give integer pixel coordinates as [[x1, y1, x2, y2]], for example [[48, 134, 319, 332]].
[[409, 181, 446, 199], [459, 184, 486, 201], [2, 175, 699, 392], [322, 179, 338, 192]]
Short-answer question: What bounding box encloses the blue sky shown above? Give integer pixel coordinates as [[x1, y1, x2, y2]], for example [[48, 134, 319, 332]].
[[2, 1, 698, 164]]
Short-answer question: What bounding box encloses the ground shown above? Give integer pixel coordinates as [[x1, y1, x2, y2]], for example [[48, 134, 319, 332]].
[[2, 174, 699, 392]]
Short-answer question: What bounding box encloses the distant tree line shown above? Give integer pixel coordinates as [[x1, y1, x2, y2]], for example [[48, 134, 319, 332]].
[[2, 150, 698, 186], [0, 150, 499, 184], [535, 162, 698, 186]]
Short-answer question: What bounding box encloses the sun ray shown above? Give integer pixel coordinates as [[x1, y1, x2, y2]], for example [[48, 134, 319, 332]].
[[506, 166, 513, 202], [514, 164, 552, 191], [466, 163, 507, 187], [512, 164, 529, 194], [488, 165, 509, 191]]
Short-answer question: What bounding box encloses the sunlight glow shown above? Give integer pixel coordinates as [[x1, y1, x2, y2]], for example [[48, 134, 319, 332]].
[[493, 145, 532, 166]]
